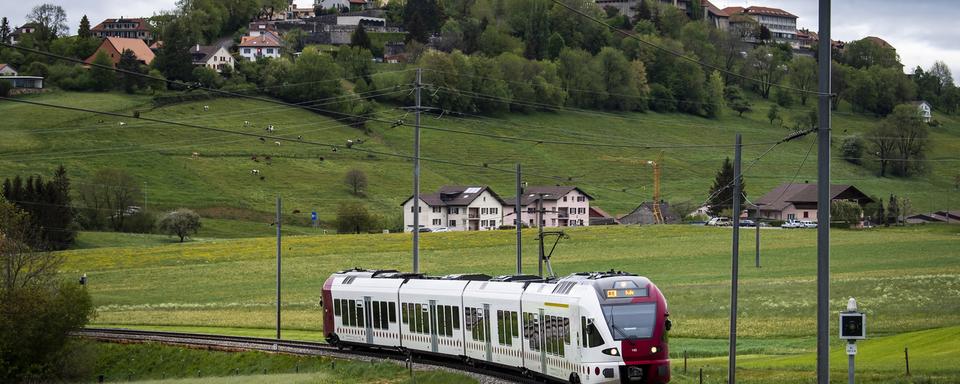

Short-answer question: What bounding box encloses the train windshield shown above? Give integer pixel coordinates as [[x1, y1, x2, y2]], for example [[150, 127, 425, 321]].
[[601, 303, 657, 340]]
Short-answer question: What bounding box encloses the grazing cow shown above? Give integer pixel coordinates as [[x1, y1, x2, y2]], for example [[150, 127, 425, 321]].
[[297, 135, 303, 140], [260, 176, 265, 181], [244, 121, 251, 127], [346, 139, 354, 148], [266, 125, 275, 132], [118, 122, 127, 126], [191, 152, 200, 159], [251, 169, 260, 175], [259, 137, 266, 143], [203, 105, 210, 111], [274, 141, 281, 146], [251, 155, 259, 161]]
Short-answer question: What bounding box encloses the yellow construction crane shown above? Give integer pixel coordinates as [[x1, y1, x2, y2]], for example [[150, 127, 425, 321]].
[[647, 151, 664, 224]]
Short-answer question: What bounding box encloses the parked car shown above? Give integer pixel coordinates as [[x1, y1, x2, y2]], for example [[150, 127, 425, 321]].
[[740, 219, 756, 227], [431, 227, 450, 232], [781, 220, 802, 228], [707, 217, 731, 226], [417, 227, 433, 233], [800, 220, 818, 228]]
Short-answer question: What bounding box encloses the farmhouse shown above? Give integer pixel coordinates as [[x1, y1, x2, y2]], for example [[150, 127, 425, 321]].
[[910, 100, 933, 123], [190, 44, 234, 72], [0, 64, 17, 76], [502, 186, 593, 228], [618, 202, 679, 225], [401, 186, 506, 232], [84, 37, 156, 67], [91, 17, 154, 42], [239, 33, 283, 61], [752, 183, 874, 222]]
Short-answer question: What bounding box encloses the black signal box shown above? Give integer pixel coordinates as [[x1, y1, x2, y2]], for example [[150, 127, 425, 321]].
[[839, 312, 866, 340]]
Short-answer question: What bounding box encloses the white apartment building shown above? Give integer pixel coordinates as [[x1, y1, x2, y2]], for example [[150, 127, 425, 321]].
[[723, 6, 798, 47], [401, 186, 506, 232], [502, 186, 593, 228]]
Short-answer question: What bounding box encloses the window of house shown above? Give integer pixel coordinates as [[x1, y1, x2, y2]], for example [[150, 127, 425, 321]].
[[449, 220, 456, 227], [432, 219, 441, 226], [243, 48, 250, 54], [803, 211, 809, 218], [432, 207, 441, 213], [266, 48, 274, 54], [788, 213, 796, 221], [563, 196, 567, 202]]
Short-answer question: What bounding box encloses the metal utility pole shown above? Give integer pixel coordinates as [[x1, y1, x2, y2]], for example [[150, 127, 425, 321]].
[[412, 68, 422, 274], [728, 133, 742, 384], [755, 203, 762, 268], [817, 1, 833, 382], [276, 194, 282, 340], [516, 163, 523, 275], [537, 193, 546, 278]]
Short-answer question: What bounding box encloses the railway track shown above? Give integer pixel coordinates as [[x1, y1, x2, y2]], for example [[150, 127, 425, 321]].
[[75, 328, 539, 384]]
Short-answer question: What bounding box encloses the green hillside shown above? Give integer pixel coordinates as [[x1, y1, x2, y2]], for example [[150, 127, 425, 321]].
[[2, 90, 959, 232]]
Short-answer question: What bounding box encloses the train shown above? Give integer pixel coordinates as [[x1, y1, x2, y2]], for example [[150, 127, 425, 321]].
[[321, 268, 672, 383]]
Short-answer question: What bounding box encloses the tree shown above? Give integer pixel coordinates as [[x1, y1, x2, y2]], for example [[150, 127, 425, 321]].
[[842, 38, 902, 70], [841, 136, 864, 165], [0, 80, 10, 97], [725, 85, 751, 116], [830, 200, 863, 228], [558, 48, 605, 108], [26, 4, 68, 42], [887, 104, 929, 177], [91, 51, 115, 91], [336, 202, 375, 234], [0, 17, 10, 44], [350, 24, 372, 50], [158, 209, 202, 242], [404, 0, 442, 43], [706, 157, 745, 217], [336, 46, 374, 82], [344, 169, 368, 196], [746, 45, 788, 99], [887, 194, 900, 225], [866, 117, 897, 177], [546, 32, 565, 60], [788, 56, 817, 105], [687, 0, 703, 21], [284, 28, 308, 52], [767, 104, 781, 125], [438, 19, 464, 52], [929, 60, 954, 97], [594, 47, 644, 111], [77, 15, 91, 38], [78, 169, 141, 231], [831, 61, 853, 110], [634, 0, 652, 22], [0, 198, 94, 382], [118, 49, 147, 93], [153, 18, 195, 82], [1, 166, 76, 250], [703, 70, 725, 118]]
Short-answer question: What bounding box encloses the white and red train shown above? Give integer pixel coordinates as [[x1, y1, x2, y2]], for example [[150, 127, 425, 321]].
[[321, 268, 672, 383]]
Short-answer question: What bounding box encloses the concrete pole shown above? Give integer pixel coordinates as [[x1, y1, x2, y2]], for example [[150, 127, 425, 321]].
[[817, 1, 833, 382], [756, 204, 761, 268], [537, 194, 545, 278], [276, 194, 282, 340], [516, 163, 522, 275], [413, 68, 421, 273], [728, 133, 742, 384]]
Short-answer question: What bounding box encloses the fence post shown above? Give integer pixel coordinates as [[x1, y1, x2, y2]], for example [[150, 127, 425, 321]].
[[699, 367, 703, 384], [905, 346, 910, 376], [684, 350, 688, 373]]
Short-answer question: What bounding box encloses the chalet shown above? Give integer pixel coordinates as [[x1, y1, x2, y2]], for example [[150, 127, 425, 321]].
[[238, 33, 283, 61], [91, 17, 154, 42], [401, 186, 506, 232], [752, 183, 874, 222], [190, 44, 235, 72], [9, 23, 41, 45], [910, 100, 933, 123], [502, 186, 593, 228], [84, 37, 155, 67], [0, 64, 17, 76]]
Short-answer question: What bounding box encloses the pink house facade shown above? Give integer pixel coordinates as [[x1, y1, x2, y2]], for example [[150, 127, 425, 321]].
[[502, 186, 593, 228]]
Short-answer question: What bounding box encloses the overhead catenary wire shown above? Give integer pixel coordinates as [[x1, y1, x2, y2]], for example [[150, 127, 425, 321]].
[[0, 96, 649, 199]]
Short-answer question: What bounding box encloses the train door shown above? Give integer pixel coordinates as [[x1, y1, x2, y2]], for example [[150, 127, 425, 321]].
[[569, 306, 581, 368], [483, 304, 492, 362], [429, 300, 439, 353], [363, 296, 373, 344], [538, 309, 547, 373]]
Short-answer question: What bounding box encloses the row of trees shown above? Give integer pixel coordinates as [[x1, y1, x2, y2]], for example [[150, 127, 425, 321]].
[[1, 166, 75, 250]]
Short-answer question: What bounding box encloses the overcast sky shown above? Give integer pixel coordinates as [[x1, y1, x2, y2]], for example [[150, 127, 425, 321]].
[[3, 1, 959, 80]]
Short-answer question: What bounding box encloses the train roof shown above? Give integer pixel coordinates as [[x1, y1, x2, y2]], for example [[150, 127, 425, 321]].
[[334, 268, 651, 286]]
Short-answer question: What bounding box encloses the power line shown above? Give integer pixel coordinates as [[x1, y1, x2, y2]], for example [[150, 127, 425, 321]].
[[0, 96, 648, 199], [549, 0, 829, 97]]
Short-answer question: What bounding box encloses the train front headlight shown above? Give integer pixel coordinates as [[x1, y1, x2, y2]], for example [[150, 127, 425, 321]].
[[650, 346, 659, 354], [601, 347, 620, 356]]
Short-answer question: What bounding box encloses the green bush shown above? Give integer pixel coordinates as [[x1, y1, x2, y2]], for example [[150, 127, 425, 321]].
[[0, 79, 10, 97]]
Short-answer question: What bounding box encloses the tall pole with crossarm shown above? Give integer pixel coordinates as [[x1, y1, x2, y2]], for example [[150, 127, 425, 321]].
[[816, 0, 833, 382]]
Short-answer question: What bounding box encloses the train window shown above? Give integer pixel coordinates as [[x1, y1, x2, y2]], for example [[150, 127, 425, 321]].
[[401, 303, 409, 324], [563, 318, 570, 344], [389, 303, 397, 323], [356, 302, 364, 327], [497, 310, 505, 345], [381, 302, 389, 328], [452, 307, 460, 330], [437, 306, 446, 336], [408, 305, 416, 332], [415, 304, 423, 333], [581, 317, 588, 348], [465, 308, 475, 331], [586, 319, 604, 348], [444, 306, 453, 335], [422, 305, 431, 333], [372, 301, 381, 329], [334, 299, 341, 317], [511, 312, 519, 338], [347, 300, 356, 326]]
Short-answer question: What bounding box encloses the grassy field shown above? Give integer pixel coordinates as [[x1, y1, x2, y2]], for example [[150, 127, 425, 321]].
[[2, 90, 959, 238], [83, 340, 473, 383], [59, 224, 960, 382]]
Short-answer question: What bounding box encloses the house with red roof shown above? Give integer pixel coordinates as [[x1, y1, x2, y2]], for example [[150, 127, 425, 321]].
[[91, 17, 154, 42], [238, 33, 283, 61], [84, 37, 155, 67]]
